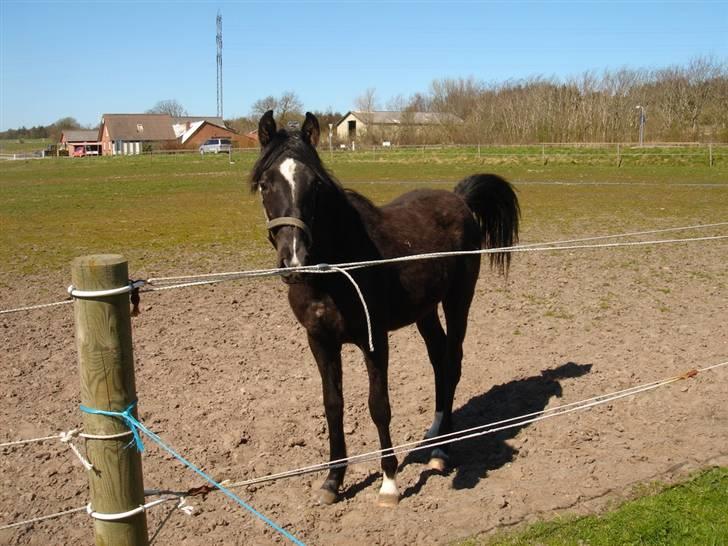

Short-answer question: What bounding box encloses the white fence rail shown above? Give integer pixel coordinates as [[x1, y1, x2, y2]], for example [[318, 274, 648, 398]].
[[2, 142, 726, 166]]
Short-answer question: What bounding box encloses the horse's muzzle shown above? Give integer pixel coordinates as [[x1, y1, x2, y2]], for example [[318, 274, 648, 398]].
[[280, 269, 307, 284]]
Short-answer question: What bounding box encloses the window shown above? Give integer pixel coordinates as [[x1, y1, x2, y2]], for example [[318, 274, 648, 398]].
[[137, 124, 144, 133]]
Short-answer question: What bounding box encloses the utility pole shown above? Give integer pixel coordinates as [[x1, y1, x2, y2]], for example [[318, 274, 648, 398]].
[[328, 123, 333, 161], [216, 11, 223, 118], [636, 105, 645, 146]]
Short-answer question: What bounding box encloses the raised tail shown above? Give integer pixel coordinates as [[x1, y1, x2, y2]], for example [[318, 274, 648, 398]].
[[454, 173, 520, 275]]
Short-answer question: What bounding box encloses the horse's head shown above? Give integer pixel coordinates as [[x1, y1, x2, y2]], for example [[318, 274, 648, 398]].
[[251, 110, 322, 282]]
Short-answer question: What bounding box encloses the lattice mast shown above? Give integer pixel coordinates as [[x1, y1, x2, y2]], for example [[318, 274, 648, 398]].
[[216, 11, 223, 118]]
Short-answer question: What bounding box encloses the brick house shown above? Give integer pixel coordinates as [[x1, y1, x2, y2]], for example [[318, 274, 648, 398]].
[[173, 117, 242, 149], [99, 114, 177, 155], [60, 129, 102, 156], [98, 114, 240, 155]]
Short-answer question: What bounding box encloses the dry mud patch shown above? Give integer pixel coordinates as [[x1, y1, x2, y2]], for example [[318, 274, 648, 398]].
[[1, 240, 727, 545]]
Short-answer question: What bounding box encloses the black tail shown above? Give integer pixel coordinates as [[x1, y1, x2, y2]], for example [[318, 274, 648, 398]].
[[454, 174, 520, 275]]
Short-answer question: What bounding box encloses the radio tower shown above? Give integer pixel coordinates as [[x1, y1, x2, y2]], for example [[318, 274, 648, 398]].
[[216, 10, 223, 118]]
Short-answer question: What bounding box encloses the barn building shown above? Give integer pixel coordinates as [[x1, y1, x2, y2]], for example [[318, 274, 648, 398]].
[[335, 111, 463, 144]]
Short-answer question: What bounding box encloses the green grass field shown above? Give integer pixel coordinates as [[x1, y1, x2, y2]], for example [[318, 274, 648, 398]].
[[1, 151, 726, 278], [334, 142, 726, 170], [469, 467, 728, 546], [0, 138, 51, 154]]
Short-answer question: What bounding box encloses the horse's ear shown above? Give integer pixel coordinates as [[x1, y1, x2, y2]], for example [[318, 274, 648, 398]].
[[301, 112, 320, 147], [258, 110, 276, 147]]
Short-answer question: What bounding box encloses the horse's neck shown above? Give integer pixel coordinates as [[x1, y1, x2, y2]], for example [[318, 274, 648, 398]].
[[318, 187, 377, 263]]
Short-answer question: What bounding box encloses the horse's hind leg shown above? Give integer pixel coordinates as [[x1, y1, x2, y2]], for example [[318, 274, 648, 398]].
[[416, 310, 448, 441], [361, 334, 400, 507], [430, 260, 479, 470]]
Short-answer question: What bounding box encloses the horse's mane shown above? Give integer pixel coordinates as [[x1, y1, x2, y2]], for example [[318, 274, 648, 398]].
[[343, 188, 381, 218], [249, 130, 381, 218]]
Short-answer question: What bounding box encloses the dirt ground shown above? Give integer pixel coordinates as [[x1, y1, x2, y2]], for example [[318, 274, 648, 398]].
[[1, 230, 727, 545]]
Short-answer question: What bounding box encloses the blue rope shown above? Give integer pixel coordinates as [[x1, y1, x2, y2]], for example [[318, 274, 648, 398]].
[[80, 402, 306, 546], [80, 401, 145, 452]]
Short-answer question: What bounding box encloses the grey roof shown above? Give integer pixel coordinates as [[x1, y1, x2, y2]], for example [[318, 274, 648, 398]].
[[62, 130, 99, 143], [340, 111, 463, 127]]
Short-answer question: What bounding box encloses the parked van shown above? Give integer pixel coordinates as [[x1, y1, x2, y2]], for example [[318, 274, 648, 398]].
[[199, 138, 232, 154]]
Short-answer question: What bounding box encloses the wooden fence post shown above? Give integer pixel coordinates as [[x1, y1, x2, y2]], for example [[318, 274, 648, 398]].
[[71, 255, 149, 546], [617, 143, 622, 167]]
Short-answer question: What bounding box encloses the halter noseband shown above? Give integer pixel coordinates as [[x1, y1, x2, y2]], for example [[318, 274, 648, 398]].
[[266, 216, 313, 243]]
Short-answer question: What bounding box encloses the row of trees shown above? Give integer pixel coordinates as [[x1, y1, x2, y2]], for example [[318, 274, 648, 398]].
[[225, 92, 342, 140], [231, 57, 727, 145], [397, 57, 728, 144], [0, 101, 187, 142], [0, 117, 90, 142]]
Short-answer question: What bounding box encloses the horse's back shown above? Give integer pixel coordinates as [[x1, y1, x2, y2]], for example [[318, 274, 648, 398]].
[[377, 188, 479, 255], [355, 188, 481, 329]]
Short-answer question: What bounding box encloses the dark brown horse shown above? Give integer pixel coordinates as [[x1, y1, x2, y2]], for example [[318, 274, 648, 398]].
[[251, 111, 520, 506]]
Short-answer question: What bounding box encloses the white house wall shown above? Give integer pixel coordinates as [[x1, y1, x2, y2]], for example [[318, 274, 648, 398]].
[[336, 113, 362, 141], [115, 141, 142, 155]]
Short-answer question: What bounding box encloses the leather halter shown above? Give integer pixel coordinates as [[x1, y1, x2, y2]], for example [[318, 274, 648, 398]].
[[266, 216, 313, 243]]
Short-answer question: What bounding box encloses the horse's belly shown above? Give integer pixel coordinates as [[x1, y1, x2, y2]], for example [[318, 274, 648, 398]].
[[385, 262, 449, 330]]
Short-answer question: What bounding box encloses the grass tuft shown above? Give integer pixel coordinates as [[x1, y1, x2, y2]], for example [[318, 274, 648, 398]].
[[466, 467, 728, 546]]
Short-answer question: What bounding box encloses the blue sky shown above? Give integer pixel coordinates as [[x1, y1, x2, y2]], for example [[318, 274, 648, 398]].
[[1, 0, 726, 130]]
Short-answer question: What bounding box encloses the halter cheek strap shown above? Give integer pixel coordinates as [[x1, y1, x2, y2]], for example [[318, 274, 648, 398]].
[[267, 216, 313, 243]]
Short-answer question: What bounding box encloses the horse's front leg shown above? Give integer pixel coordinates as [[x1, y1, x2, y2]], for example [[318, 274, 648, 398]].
[[308, 333, 346, 505], [362, 334, 400, 507]]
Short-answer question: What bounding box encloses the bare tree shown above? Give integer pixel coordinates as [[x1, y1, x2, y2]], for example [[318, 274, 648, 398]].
[[250, 96, 279, 117], [277, 91, 304, 126], [250, 91, 303, 127], [385, 94, 407, 112], [355, 87, 378, 113], [354, 88, 379, 142], [147, 99, 188, 117], [48, 117, 82, 141]]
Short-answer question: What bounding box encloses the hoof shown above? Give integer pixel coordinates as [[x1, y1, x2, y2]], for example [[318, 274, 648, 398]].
[[377, 493, 400, 507], [315, 487, 339, 505], [427, 457, 447, 472], [427, 448, 449, 472]]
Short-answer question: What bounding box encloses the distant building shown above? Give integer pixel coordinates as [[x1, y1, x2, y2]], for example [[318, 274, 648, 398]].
[[336, 111, 463, 144], [98, 114, 240, 155], [60, 129, 101, 156], [99, 114, 174, 155], [172, 116, 234, 149]]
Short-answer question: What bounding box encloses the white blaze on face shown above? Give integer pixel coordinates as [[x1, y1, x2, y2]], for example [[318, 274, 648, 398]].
[[279, 157, 298, 200], [279, 158, 301, 267]]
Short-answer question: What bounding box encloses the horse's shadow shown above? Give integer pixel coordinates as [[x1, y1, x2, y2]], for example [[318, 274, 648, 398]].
[[397, 361, 593, 498]]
